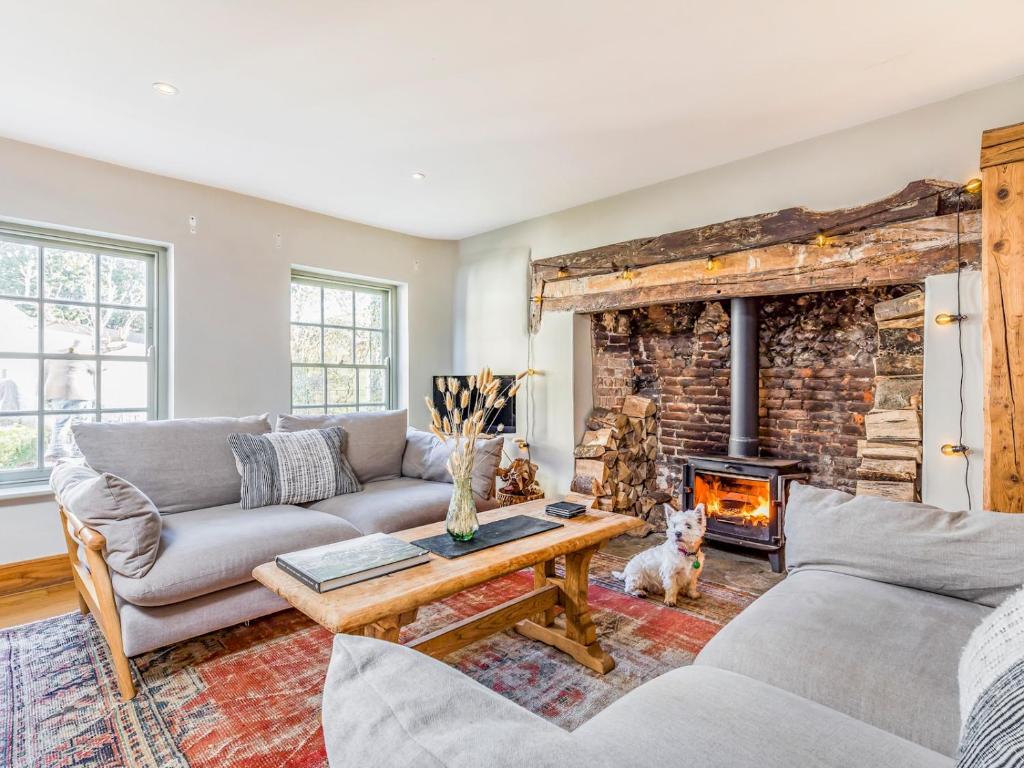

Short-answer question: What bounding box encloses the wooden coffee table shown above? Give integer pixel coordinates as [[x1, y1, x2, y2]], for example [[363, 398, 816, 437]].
[[252, 494, 642, 674]]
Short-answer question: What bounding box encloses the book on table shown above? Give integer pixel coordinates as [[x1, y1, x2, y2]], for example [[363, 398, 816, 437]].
[[276, 533, 430, 593]]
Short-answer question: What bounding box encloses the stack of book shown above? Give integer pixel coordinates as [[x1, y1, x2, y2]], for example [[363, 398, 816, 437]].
[[545, 500, 588, 519], [276, 533, 430, 593]]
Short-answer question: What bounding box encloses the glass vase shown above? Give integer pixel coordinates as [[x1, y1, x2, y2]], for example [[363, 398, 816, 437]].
[[446, 475, 479, 541]]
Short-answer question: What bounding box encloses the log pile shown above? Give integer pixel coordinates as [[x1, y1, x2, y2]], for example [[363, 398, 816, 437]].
[[855, 290, 924, 501], [572, 395, 670, 533]]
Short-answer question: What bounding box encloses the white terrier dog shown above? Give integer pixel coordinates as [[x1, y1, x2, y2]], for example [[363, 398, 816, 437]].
[[613, 504, 707, 605]]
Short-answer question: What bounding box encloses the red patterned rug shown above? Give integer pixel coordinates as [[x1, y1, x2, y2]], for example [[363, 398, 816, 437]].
[[2, 552, 759, 768]]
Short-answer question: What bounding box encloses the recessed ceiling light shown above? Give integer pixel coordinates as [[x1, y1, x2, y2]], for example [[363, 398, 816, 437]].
[[152, 82, 179, 96], [411, 171, 427, 181]]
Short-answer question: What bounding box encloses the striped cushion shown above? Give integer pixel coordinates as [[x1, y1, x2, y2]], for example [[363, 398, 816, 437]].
[[957, 586, 1024, 767], [228, 427, 361, 509]]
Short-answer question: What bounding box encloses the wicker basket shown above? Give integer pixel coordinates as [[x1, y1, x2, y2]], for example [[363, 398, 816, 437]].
[[496, 488, 545, 507]]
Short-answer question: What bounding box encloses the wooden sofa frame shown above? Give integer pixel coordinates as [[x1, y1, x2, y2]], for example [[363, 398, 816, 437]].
[[58, 504, 137, 699]]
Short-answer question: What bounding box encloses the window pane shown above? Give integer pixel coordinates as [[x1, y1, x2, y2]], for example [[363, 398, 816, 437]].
[[327, 368, 356, 405], [293, 406, 326, 415], [0, 241, 39, 298], [354, 292, 383, 329], [358, 405, 386, 413], [290, 283, 320, 323], [324, 287, 354, 326], [100, 361, 148, 409], [43, 359, 96, 409], [0, 416, 38, 470], [328, 406, 358, 414], [0, 300, 39, 353], [101, 411, 147, 423], [290, 325, 321, 364], [0, 358, 39, 412], [44, 248, 96, 302], [100, 308, 147, 356], [324, 328, 353, 364], [358, 368, 386, 404], [44, 304, 96, 354], [292, 366, 324, 406], [100, 254, 147, 307], [44, 412, 94, 465], [355, 330, 383, 364]]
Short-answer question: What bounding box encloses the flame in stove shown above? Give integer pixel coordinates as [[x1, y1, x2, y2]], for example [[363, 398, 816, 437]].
[[699, 474, 772, 527]]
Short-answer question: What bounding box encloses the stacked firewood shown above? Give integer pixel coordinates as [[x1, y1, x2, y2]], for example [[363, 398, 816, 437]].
[[856, 290, 924, 501], [571, 395, 671, 531]]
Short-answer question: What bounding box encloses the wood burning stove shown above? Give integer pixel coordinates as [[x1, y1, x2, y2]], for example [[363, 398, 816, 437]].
[[679, 296, 806, 573], [681, 456, 805, 572]]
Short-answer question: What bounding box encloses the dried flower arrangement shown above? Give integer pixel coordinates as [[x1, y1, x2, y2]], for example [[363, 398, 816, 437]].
[[424, 368, 526, 539]]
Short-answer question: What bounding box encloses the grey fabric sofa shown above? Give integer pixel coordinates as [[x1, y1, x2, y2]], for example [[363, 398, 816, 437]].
[[321, 483, 1024, 768], [53, 410, 499, 700]]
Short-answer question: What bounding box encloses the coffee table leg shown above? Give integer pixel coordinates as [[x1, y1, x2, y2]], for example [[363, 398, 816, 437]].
[[364, 609, 418, 643], [516, 545, 615, 674], [532, 560, 558, 627]]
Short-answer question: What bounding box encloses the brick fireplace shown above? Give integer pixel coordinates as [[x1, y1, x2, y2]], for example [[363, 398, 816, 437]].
[[590, 285, 924, 536]]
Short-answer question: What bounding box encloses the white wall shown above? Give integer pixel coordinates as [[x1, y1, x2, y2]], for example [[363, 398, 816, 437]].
[[923, 272, 984, 510], [0, 137, 457, 563], [456, 75, 1024, 495]]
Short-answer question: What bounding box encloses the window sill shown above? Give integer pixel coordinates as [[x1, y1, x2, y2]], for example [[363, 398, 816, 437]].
[[0, 483, 54, 503]]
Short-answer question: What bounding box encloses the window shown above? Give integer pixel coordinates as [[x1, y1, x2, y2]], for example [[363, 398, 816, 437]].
[[289, 272, 394, 415], [0, 223, 165, 486]]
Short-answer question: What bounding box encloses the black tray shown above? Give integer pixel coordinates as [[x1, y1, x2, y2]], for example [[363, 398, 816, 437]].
[[412, 514, 563, 559]]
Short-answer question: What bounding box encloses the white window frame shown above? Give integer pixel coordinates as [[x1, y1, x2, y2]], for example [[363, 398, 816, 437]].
[[289, 270, 396, 413], [0, 221, 168, 488]]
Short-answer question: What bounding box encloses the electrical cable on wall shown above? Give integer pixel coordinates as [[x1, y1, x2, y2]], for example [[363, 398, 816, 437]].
[[955, 191, 972, 510]]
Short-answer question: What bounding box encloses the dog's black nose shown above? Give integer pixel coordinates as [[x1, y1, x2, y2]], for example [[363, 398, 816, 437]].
[[674, 532, 683, 540]]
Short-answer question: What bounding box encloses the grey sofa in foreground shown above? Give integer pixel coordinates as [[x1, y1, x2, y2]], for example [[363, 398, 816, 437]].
[[53, 409, 500, 699], [322, 483, 1024, 768]]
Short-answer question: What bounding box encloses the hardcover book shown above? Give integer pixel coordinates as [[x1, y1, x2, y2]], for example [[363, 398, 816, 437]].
[[276, 533, 430, 593]]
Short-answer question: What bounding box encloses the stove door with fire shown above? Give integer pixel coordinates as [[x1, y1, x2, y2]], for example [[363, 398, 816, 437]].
[[692, 470, 775, 544]]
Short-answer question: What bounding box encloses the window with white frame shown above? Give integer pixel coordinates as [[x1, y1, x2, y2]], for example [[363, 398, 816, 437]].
[[0, 224, 164, 486], [289, 272, 394, 414]]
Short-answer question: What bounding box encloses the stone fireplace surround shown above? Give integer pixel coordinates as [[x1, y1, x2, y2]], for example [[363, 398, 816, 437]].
[[590, 285, 922, 500]]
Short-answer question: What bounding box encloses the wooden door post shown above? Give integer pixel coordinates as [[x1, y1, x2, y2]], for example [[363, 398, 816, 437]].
[[981, 121, 1024, 512]]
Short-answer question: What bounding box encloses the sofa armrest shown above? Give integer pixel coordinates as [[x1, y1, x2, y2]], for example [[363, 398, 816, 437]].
[[324, 634, 608, 768]]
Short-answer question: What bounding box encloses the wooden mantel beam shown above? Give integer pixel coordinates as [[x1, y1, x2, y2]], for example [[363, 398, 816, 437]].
[[539, 210, 979, 316], [981, 120, 1024, 512], [534, 179, 972, 278]]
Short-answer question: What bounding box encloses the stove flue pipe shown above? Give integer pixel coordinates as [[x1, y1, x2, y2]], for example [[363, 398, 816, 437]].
[[728, 297, 760, 458]]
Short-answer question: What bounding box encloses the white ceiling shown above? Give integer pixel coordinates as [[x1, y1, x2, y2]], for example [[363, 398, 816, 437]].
[[2, 2, 1023, 240]]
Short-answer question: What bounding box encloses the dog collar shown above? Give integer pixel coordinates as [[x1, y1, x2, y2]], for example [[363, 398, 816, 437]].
[[678, 545, 701, 558]]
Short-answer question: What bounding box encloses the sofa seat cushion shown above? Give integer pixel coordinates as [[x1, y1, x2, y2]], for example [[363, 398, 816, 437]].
[[307, 477, 499, 535], [576, 665, 951, 768], [111, 503, 362, 607], [695, 570, 990, 757]]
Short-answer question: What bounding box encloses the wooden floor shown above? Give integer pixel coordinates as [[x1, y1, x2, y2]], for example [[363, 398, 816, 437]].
[[0, 582, 79, 630]]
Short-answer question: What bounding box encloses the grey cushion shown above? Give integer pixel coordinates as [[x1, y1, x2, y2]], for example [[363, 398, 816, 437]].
[[118, 580, 290, 657], [72, 415, 271, 514], [50, 461, 161, 578], [786, 482, 1024, 607], [228, 427, 360, 509], [308, 477, 499, 535], [695, 570, 990, 756], [577, 665, 951, 768], [324, 633, 597, 768], [277, 410, 407, 483], [110, 502, 361, 607], [402, 429, 504, 500]]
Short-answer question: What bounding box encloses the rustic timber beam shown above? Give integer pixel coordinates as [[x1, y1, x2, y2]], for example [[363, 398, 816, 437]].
[[534, 179, 975, 280], [538, 210, 979, 315], [981, 120, 1024, 512]]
